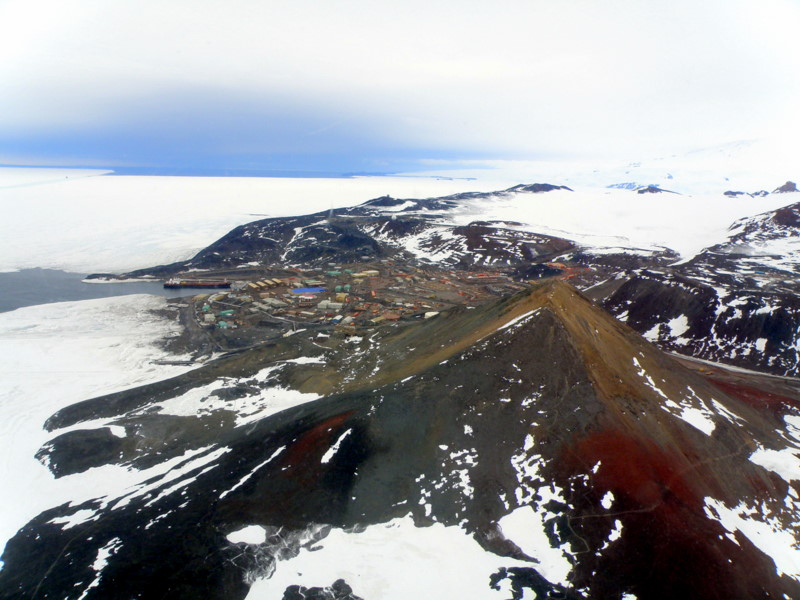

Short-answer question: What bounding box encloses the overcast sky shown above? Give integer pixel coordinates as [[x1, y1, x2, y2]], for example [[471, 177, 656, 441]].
[[1, 0, 798, 173]]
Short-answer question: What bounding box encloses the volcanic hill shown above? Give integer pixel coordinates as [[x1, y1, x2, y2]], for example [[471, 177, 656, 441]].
[[2, 281, 799, 599]]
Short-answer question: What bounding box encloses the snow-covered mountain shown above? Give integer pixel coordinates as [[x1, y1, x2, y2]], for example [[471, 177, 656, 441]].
[[712, 198, 800, 274], [592, 197, 800, 376], [119, 186, 582, 275]]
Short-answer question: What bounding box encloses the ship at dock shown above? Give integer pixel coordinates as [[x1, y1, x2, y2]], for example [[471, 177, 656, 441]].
[[163, 278, 230, 289]]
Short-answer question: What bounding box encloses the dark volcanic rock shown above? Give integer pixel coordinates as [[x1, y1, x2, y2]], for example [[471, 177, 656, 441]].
[[636, 185, 678, 194], [773, 181, 798, 193], [598, 270, 800, 376], [282, 579, 363, 600], [772, 205, 800, 227], [188, 217, 385, 269], [724, 189, 771, 198], [490, 567, 585, 600], [506, 183, 573, 193], [35, 427, 126, 477], [448, 222, 574, 265], [362, 195, 402, 207]]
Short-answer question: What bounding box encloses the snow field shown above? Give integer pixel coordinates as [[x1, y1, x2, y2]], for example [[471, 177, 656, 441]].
[[446, 188, 797, 261], [0, 294, 194, 554]]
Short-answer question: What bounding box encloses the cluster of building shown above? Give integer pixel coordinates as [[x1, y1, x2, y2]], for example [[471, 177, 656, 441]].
[[186, 261, 527, 337]]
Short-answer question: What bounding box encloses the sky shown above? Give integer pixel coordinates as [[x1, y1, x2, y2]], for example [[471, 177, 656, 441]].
[[1, 0, 799, 174]]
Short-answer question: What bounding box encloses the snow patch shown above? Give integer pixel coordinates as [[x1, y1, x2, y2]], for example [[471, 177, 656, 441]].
[[704, 498, 800, 579], [750, 447, 800, 483], [499, 506, 573, 585], [246, 515, 534, 600], [227, 525, 267, 545], [321, 429, 353, 464], [220, 446, 286, 499], [153, 363, 319, 426], [498, 308, 541, 333], [378, 200, 417, 212], [107, 425, 126, 438], [663, 400, 716, 436], [48, 508, 99, 530], [667, 315, 690, 337], [632, 357, 670, 401], [76, 536, 123, 599]]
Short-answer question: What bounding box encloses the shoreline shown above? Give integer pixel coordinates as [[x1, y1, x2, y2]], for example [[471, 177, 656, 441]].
[[0, 268, 190, 313]]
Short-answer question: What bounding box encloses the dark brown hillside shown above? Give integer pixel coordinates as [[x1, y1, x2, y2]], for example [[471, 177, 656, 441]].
[[528, 285, 798, 598]]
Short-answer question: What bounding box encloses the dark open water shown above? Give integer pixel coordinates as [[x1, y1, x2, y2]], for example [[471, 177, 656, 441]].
[[0, 269, 192, 313]]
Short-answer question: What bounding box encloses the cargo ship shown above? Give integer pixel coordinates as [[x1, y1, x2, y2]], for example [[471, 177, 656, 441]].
[[163, 278, 231, 289]]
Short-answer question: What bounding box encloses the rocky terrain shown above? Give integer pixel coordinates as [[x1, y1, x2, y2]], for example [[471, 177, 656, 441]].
[[2, 281, 800, 599], [594, 198, 800, 376], [111, 185, 584, 276]]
